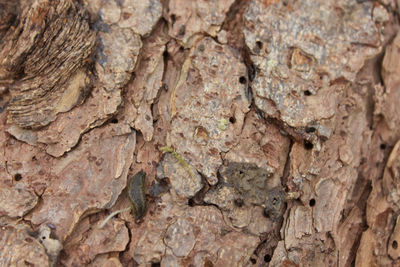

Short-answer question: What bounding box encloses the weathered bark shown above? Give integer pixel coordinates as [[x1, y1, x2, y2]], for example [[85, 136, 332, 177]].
[[0, 0, 400, 266]]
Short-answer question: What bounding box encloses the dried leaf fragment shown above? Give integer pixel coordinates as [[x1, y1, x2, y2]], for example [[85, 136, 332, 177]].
[[128, 170, 147, 221]]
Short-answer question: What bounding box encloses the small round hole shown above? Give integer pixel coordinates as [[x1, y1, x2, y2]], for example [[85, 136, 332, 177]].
[[304, 90, 312, 96], [229, 117, 236, 123], [264, 254, 271, 262], [188, 198, 195, 207], [170, 14, 176, 24], [14, 173, 22, 181], [234, 198, 244, 207], [239, 76, 247, 84], [393, 240, 398, 249], [163, 50, 169, 58], [111, 118, 118, 124], [263, 209, 270, 218], [178, 25, 186, 36], [309, 198, 316, 207], [179, 46, 184, 52], [305, 126, 316, 133], [151, 263, 161, 267], [256, 41, 263, 49], [304, 141, 313, 150], [42, 236, 46, 240], [250, 258, 257, 264], [380, 143, 387, 150]]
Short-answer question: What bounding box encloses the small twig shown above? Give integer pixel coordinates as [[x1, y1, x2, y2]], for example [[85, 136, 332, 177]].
[[98, 207, 131, 229]]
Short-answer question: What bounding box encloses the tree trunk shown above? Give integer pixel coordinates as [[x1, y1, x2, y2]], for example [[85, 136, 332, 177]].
[[0, 0, 399, 266]]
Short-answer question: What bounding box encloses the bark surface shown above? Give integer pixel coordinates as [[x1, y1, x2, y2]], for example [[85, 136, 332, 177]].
[[0, 0, 400, 266]]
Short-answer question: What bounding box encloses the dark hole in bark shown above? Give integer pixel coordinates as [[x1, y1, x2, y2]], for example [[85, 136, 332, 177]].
[[229, 117, 236, 123], [111, 118, 118, 124], [263, 209, 270, 218], [305, 126, 316, 133], [14, 173, 22, 181], [151, 263, 161, 267], [170, 14, 176, 24], [304, 90, 312, 96], [250, 258, 257, 264], [179, 46, 184, 52], [393, 240, 398, 249], [309, 198, 316, 207], [380, 143, 387, 150], [188, 198, 195, 207], [178, 25, 186, 36], [256, 41, 263, 49], [304, 140, 313, 150], [239, 76, 247, 84], [234, 198, 244, 207], [264, 254, 271, 262], [163, 50, 169, 58]]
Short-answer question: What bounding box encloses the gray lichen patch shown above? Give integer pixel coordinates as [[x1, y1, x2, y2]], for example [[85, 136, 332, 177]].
[[244, 0, 383, 135], [219, 162, 275, 206], [205, 162, 284, 230]]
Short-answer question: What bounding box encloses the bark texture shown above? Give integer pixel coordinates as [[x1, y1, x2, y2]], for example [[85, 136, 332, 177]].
[[0, 0, 400, 266]]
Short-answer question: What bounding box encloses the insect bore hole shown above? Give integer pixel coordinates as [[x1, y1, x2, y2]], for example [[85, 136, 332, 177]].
[[239, 76, 247, 84], [264, 254, 271, 262], [170, 14, 176, 24], [188, 198, 195, 207], [305, 126, 316, 133], [111, 118, 118, 124], [234, 198, 244, 207], [393, 240, 398, 249], [304, 140, 313, 150], [380, 143, 387, 150], [304, 90, 312, 96], [309, 198, 316, 207], [14, 173, 22, 181], [256, 41, 263, 50], [229, 117, 236, 124]]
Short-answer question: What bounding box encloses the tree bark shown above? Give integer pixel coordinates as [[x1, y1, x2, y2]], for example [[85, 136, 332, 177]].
[[0, 0, 399, 266]]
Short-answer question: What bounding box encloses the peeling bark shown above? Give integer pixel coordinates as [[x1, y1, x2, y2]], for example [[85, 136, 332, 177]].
[[1, 0, 400, 266]]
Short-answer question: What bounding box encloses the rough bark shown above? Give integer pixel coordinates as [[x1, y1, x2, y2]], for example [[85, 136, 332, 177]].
[[0, 0, 400, 266]]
